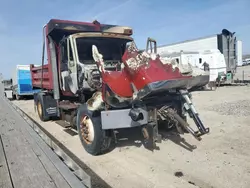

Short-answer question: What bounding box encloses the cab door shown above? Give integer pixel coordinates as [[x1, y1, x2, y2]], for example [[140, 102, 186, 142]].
[[66, 36, 79, 94], [59, 37, 79, 94]]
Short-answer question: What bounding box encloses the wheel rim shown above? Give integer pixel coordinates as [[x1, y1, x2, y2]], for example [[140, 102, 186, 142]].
[[80, 115, 94, 144], [37, 102, 42, 118]]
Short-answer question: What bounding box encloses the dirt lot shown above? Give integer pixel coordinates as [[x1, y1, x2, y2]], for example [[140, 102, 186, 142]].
[[234, 65, 250, 81], [12, 85, 250, 188]]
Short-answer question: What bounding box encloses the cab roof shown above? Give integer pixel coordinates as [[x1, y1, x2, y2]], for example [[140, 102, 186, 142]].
[[46, 19, 133, 43]]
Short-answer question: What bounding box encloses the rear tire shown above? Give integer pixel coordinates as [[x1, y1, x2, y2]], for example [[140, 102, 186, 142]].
[[37, 94, 50, 121], [76, 104, 111, 155]]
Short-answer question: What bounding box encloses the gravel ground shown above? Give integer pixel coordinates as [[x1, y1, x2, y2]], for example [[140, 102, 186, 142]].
[[234, 66, 250, 81], [206, 100, 250, 116], [10, 85, 250, 188]]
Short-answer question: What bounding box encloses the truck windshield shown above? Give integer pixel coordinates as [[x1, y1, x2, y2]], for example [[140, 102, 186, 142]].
[[76, 37, 132, 63]]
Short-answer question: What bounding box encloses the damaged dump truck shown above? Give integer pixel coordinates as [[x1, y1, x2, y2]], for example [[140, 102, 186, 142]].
[[30, 19, 209, 155]]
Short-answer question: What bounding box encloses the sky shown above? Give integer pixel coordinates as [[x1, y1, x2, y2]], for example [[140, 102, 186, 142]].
[[0, 0, 249, 78]]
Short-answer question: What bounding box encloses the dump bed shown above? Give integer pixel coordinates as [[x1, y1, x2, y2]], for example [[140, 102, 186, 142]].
[[30, 64, 53, 90]]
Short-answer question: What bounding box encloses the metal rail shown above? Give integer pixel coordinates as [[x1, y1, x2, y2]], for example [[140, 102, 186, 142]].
[[3, 97, 92, 188]]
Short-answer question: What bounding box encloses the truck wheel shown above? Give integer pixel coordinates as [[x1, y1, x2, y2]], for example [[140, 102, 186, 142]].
[[37, 94, 50, 121], [76, 104, 111, 155]]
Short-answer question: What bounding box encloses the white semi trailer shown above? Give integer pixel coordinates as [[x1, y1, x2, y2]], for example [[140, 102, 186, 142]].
[[160, 50, 227, 83], [157, 29, 238, 83]]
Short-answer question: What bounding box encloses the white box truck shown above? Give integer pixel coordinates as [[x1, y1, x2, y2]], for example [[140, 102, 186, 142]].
[[12, 64, 41, 100]]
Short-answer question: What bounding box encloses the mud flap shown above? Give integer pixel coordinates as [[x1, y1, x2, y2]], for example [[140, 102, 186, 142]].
[[35, 93, 59, 118], [43, 95, 59, 118]]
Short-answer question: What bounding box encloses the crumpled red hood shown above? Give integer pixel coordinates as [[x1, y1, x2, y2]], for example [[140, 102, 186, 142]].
[[121, 42, 191, 90]]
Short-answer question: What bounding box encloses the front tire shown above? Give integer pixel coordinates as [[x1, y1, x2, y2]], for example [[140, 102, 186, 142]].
[[76, 104, 111, 155]]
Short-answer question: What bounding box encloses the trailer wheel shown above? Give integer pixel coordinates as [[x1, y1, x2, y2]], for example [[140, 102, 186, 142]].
[[37, 94, 49, 121], [76, 104, 111, 155]]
